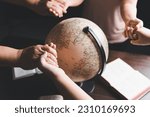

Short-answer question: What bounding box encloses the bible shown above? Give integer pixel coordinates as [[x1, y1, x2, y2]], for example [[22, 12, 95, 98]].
[[101, 58, 150, 100]]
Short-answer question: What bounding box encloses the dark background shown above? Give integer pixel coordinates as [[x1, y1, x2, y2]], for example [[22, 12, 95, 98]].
[[137, 0, 150, 28], [0, 0, 149, 99]]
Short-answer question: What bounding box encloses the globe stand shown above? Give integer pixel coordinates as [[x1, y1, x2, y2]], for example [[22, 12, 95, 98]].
[[76, 79, 95, 94]]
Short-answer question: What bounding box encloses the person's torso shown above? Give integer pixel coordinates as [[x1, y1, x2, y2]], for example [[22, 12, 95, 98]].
[[82, 0, 128, 43]]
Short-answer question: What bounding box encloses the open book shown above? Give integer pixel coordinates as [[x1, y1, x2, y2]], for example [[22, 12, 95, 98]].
[[12, 67, 43, 80], [101, 58, 150, 100]]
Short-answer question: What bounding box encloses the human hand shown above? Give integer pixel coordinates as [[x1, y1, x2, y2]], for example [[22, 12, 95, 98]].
[[130, 27, 150, 46], [124, 18, 143, 39], [17, 44, 57, 70], [46, 0, 84, 17], [46, 0, 69, 17], [39, 46, 65, 77]]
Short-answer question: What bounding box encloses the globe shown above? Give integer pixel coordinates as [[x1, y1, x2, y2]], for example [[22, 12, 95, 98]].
[[45, 18, 109, 82]]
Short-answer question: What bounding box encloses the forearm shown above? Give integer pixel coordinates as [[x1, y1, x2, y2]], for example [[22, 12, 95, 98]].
[[43, 68, 93, 100], [120, 0, 138, 23], [54, 72, 93, 100], [0, 46, 22, 67]]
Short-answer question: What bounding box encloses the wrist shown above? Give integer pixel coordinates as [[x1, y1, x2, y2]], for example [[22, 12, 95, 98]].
[[55, 68, 66, 77], [50, 67, 67, 81], [53, 69, 71, 83], [15, 49, 23, 67]]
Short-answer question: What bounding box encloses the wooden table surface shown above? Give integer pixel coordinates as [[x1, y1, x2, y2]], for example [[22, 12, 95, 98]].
[[0, 50, 150, 100], [91, 50, 150, 100]]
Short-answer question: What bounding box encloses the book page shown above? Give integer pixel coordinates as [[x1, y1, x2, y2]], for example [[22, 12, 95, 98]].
[[101, 58, 150, 100], [13, 67, 43, 80]]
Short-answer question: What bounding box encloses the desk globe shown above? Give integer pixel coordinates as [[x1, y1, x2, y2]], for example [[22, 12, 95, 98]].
[[45, 18, 109, 82]]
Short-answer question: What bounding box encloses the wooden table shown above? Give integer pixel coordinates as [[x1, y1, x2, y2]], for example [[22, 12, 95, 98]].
[[91, 50, 150, 100], [0, 49, 150, 100]]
